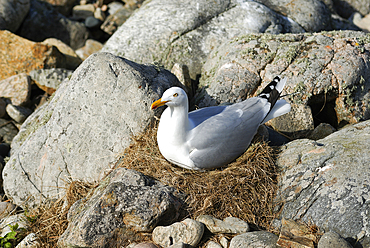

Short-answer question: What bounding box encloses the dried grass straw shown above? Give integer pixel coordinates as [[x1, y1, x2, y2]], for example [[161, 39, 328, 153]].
[[25, 180, 95, 247], [23, 122, 279, 247], [119, 123, 279, 230]]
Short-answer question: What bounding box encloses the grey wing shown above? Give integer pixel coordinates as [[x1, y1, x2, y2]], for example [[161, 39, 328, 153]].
[[188, 97, 270, 169]]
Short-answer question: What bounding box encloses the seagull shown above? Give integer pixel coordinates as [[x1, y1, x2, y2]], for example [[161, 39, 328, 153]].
[[151, 76, 291, 170]]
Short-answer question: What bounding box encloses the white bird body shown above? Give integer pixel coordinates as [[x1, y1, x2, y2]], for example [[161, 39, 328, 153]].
[[151, 76, 291, 170]]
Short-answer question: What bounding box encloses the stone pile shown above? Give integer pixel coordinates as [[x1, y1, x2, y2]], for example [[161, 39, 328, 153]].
[[0, 0, 370, 247]]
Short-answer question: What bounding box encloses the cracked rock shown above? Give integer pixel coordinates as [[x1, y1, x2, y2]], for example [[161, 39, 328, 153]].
[[2, 52, 182, 209], [58, 168, 182, 248], [102, 0, 303, 80], [274, 119, 370, 247], [197, 31, 370, 129]]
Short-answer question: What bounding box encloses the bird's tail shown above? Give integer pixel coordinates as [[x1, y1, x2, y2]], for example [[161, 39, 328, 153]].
[[258, 76, 291, 124]]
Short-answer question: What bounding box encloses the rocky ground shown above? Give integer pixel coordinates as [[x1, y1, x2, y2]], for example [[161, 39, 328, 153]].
[[1, 0, 370, 247]]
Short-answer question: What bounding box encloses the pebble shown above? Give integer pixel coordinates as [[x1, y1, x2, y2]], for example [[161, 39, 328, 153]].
[[15, 233, 40, 248], [317, 231, 353, 248], [196, 215, 250, 234], [94, 7, 105, 21], [85, 16, 102, 28], [276, 219, 315, 248], [75, 39, 104, 60], [229, 231, 279, 248], [219, 236, 229, 248], [152, 218, 204, 247], [308, 123, 336, 140], [106, 1, 124, 16], [72, 4, 95, 20], [6, 104, 32, 123], [206, 241, 223, 248], [0, 73, 31, 106]]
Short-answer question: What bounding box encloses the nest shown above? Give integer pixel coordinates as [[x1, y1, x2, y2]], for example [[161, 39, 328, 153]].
[[119, 123, 279, 230], [23, 122, 279, 247]]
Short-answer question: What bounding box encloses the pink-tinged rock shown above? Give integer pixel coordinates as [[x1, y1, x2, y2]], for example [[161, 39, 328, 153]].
[[0, 30, 66, 81], [0, 73, 31, 106]]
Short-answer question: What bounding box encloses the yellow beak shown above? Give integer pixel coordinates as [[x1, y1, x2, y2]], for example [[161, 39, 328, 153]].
[[151, 98, 168, 110]]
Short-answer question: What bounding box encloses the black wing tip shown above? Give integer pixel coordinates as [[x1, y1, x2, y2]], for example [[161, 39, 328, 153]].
[[258, 76, 284, 106]]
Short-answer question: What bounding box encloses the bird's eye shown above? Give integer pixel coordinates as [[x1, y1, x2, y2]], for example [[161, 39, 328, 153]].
[[173, 93, 178, 97]]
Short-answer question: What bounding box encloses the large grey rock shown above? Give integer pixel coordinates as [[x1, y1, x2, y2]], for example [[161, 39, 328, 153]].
[[3, 52, 182, 208], [254, 0, 332, 32], [0, 0, 30, 32], [274, 119, 370, 246], [198, 31, 370, 128], [229, 231, 278, 248], [102, 0, 304, 79], [58, 168, 182, 248], [16, 0, 89, 49]]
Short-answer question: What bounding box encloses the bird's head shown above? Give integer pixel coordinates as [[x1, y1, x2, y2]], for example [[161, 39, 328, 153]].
[[151, 87, 188, 110]]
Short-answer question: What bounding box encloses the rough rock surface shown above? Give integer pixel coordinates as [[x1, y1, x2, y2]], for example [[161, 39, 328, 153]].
[[333, 0, 370, 18], [6, 104, 32, 123], [317, 231, 353, 248], [196, 215, 250, 234], [0, 119, 18, 143], [197, 31, 370, 127], [0, 73, 31, 106], [254, 0, 332, 32], [15, 233, 40, 248], [58, 168, 182, 248], [102, 0, 304, 79], [229, 231, 279, 248], [274, 119, 370, 246], [268, 103, 314, 138], [152, 218, 204, 247], [0, 30, 66, 81], [42, 38, 83, 70], [3, 52, 182, 208], [16, 0, 89, 49], [75, 39, 103, 60], [0, 0, 30, 32], [29, 68, 73, 95]]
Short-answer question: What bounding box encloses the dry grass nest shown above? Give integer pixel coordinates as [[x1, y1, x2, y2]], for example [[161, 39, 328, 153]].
[[22, 122, 280, 247], [118, 123, 279, 230]]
